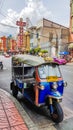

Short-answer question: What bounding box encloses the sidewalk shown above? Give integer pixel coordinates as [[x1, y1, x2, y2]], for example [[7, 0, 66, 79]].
[[0, 89, 38, 130], [1, 88, 73, 130]]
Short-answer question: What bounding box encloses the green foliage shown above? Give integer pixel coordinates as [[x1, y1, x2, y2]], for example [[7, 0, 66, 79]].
[[29, 47, 41, 54], [29, 47, 48, 55], [40, 49, 48, 53]]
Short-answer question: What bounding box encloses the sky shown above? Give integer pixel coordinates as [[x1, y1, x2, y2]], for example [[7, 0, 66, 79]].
[[0, 0, 70, 37]]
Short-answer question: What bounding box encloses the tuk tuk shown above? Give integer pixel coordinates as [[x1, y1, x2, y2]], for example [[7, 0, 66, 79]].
[[10, 54, 67, 123]]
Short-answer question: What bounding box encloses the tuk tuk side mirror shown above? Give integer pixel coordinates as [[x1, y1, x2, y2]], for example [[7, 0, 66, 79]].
[[64, 81, 67, 87]]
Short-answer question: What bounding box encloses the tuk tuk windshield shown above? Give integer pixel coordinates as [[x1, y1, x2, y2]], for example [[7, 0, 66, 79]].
[[38, 64, 61, 79]]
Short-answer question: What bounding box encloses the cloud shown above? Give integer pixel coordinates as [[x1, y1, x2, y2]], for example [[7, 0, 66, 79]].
[[0, 9, 19, 36], [1, 0, 53, 25], [19, 0, 54, 24], [0, 0, 54, 36], [1, 9, 18, 26]]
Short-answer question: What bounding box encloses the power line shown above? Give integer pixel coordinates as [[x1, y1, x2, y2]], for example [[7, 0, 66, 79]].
[[0, 19, 69, 41], [0, 30, 17, 36], [0, 9, 58, 39], [0, 22, 17, 28], [0, 11, 16, 25], [0, 7, 20, 28], [0, 0, 5, 11], [23, 28, 69, 40], [0, 9, 69, 41]]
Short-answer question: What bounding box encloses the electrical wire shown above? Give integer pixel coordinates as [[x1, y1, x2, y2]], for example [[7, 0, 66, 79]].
[[0, 22, 17, 28], [0, 20, 69, 41], [0, 11, 16, 25], [23, 27, 69, 40], [0, 8, 69, 41], [0, 0, 5, 11]]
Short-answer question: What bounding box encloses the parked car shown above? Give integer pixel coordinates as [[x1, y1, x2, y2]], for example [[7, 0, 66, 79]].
[[53, 57, 67, 65], [3, 53, 10, 58]]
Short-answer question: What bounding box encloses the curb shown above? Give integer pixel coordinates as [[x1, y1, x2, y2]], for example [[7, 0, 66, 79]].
[[66, 62, 73, 65], [0, 88, 38, 130]]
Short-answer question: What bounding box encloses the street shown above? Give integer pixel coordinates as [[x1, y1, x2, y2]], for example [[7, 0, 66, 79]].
[[61, 64, 73, 111], [0, 56, 73, 130]]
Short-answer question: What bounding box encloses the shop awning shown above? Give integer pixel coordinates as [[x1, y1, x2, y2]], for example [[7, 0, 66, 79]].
[[68, 43, 73, 49], [59, 51, 69, 55]]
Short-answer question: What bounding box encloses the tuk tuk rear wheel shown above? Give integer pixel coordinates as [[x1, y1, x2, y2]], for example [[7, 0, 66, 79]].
[[12, 83, 18, 98], [10, 82, 14, 90], [51, 101, 63, 123]]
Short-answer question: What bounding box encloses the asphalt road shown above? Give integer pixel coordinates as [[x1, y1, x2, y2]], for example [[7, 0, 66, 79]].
[[60, 64, 73, 111], [0, 55, 73, 129]]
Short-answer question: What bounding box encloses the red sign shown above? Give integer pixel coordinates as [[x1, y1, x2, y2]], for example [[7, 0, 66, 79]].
[[16, 18, 25, 47], [16, 21, 26, 26]]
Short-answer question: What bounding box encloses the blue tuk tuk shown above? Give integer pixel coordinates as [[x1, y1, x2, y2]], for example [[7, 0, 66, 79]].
[[10, 54, 67, 123]]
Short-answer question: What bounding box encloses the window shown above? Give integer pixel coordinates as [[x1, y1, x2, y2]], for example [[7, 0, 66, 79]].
[[24, 67, 35, 78], [38, 64, 61, 79]]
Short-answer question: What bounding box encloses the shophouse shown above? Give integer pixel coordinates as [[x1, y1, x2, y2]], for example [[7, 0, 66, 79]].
[[29, 18, 69, 57]]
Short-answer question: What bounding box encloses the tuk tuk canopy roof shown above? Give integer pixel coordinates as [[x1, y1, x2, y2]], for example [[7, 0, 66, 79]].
[[12, 54, 45, 66], [12, 54, 58, 66]]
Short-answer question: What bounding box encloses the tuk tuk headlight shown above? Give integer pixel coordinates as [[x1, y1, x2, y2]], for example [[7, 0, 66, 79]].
[[40, 85, 45, 90], [51, 82, 58, 90]]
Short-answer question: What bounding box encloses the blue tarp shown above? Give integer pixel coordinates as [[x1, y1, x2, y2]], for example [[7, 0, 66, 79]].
[[59, 51, 69, 55]]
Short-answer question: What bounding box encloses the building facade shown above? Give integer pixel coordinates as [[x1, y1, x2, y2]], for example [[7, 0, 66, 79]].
[[30, 18, 69, 56]]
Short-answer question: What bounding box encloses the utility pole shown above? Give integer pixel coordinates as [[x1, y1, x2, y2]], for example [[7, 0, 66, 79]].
[[70, 0, 73, 41], [26, 17, 29, 31]]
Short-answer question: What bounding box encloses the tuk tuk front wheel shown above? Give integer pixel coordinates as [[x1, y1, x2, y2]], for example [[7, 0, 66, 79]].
[[51, 101, 63, 123]]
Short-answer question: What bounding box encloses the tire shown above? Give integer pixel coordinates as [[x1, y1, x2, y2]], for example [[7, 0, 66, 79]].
[[1, 64, 3, 70], [51, 101, 64, 123], [11, 82, 18, 98], [10, 82, 14, 90]]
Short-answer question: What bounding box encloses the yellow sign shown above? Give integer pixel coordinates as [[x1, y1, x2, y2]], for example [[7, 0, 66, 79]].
[[46, 76, 58, 82]]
